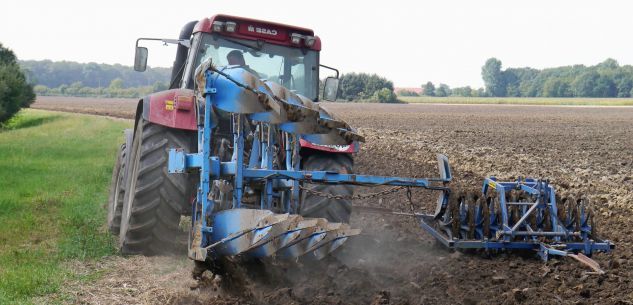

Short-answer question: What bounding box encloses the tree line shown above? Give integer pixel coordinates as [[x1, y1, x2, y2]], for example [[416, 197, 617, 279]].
[[481, 58, 633, 97], [20, 59, 171, 98], [405, 58, 633, 98], [32, 78, 169, 99], [20, 60, 171, 88], [338, 73, 398, 103]]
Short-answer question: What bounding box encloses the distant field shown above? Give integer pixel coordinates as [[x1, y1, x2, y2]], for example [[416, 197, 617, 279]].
[[399, 96, 633, 106]]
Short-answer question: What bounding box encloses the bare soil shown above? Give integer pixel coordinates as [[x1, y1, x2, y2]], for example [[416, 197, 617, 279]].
[[32, 96, 138, 119], [33, 97, 633, 304]]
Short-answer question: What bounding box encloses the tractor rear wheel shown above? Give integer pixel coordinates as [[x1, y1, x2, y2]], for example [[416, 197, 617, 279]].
[[107, 129, 133, 235], [118, 119, 196, 255], [300, 153, 354, 223]]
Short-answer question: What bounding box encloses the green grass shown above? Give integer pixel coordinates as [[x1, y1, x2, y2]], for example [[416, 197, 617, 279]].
[[0, 110, 131, 304], [398, 96, 633, 106]]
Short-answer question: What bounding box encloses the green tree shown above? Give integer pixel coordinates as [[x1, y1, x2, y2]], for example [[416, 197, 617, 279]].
[[572, 72, 599, 97], [451, 86, 472, 97], [338, 73, 364, 100], [616, 77, 633, 97], [151, 81, 168, 92], [597, 58, 619, 70], [482, 58, 505, 97], [0, 43, 35, 123], [542, 78, 572, 97], [475, 88, 487, 97], [372, 88, 398, 103], [593, 75, 617, 97], [435, 83, 451, 97], [33, 85, 48, 95], [397, 89, 419, 97], [338, 73, 394, 101], [59, 84, 68, 95], [423, 81, 435, 96], [109, 78, 124, 90]]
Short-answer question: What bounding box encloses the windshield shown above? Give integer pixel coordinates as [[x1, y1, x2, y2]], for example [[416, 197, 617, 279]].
[[183, 33, 319, 100]]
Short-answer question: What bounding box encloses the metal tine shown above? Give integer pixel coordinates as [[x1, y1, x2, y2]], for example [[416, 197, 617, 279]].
[[273, 218, 321, 252], [245, 218, 323, 259], [275, 218, 330, 259], [210, 210, 288, 256], [249, 213, 292, 245], [304, 222, 343, 252], [302, 224, 361, 261], [243, 214, 304, 258], [306, 227, 362, 261]]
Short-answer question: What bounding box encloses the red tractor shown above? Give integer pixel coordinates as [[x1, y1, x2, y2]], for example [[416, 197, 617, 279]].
[[107, 15, 356, 255]]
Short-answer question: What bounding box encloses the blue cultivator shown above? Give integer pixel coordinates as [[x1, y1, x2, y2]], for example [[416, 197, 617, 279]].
[[419, 178, 614, 272], [168, 59, 613, 270]]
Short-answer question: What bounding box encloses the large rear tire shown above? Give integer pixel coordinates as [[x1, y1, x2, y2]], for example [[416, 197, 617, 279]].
[[119, 119, 196, 255], [299, 153, 354, 223], [107, 129, 133, 235]]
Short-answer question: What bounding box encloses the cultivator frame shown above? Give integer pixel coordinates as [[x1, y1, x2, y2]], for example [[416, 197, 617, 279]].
[[168, 64, 453, 262], [419, 178, 614, 265]]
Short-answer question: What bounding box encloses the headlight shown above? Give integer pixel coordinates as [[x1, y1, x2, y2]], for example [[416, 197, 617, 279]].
[[225, 22, 237, 33], [290, 33, 303, 45], [304, 36, 316, 47], [212, 21, 224, 32]]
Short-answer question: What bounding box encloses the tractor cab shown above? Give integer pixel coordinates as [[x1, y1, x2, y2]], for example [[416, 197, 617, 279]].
[[134, 15, 340, 102]]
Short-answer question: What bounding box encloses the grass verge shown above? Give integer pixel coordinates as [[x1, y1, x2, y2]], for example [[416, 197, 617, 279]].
[[398, 96, 633, 106], [0, 109, 131, 304]]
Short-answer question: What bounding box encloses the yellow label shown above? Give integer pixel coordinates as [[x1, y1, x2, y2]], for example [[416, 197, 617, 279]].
[[488, 181, 496, 189], [165, 100, 174, 111]]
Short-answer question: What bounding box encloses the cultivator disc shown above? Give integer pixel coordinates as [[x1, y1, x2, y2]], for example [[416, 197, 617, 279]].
[[445, 189, 595, 243], [207, 209, 360, 260]]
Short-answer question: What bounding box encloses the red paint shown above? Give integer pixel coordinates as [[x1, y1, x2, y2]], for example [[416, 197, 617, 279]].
[[175, 95, 194, 111], [147, 89, 197, 131], [193, 14, 322, 51], [299, 139, 358, 154], [145, 89, 355, 150]]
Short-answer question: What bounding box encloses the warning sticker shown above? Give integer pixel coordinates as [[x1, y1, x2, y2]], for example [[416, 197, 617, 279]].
[[165, 100, 174, 111]]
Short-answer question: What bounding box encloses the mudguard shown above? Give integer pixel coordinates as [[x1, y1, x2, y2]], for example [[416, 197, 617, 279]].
[[139, 89, 197, 131]]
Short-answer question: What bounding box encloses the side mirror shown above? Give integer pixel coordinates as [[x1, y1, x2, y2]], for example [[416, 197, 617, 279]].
[[134, 47, 148, 72], [323, 77, 339, 101]]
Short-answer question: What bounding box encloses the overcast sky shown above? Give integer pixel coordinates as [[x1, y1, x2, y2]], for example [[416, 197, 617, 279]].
[[2, 0, 631, 87]]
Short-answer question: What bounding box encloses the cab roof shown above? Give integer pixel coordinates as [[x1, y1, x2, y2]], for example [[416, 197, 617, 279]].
[[193, 14, 322, 51]]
